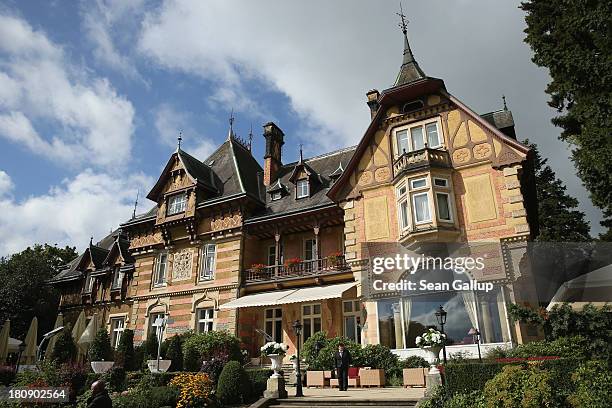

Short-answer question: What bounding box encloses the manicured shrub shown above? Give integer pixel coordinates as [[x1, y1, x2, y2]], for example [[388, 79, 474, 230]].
[[304, 335, 361, 370], [569, 360, 612, 408], [482, 365, 555, 407], [110, 386, 180, 408], [401, 355, 429, 368], [88, 328, 113, 362], [417, 386, 450, 408], [115, 329, 135, 370], [144, 331, 159, 360], [446, 391, 485, 408], [50, 326, 77, 364], [507, 335, 588, 359], [302, 331, 329, 364], [216, 361, 250, 405], [133, 343, 146, 370], [182, 331, 241, 371], [102, 366, 126, 392], [164, 334, 183, 371], [360, 344, 399, 376], [136, 372, 177, 389], [246, 368, 273, 400], [445, 361, 506, 395]]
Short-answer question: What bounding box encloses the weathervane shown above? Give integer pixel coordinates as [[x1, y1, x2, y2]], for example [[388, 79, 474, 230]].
[[132, 189, 139, 219], [229, 108, 235, 132], [177, 130, 183, 149], [299, 143, 304, 162], [502, 95, 508, 110], [397, 2, 408, 35]]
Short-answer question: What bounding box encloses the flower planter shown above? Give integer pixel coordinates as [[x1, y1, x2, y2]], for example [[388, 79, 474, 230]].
[[90, 361, 114, 374], [268, 354, 284, 378], [422, 346, 442, 375], [147, 359, 172, 373]]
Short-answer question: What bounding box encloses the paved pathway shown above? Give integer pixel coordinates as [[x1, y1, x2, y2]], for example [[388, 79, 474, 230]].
[[285, 386, 425, 401]]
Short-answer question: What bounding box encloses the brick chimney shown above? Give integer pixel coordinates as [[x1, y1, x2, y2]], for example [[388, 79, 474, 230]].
[[263, 122, 284, 186], [366, 89, 380, 119]]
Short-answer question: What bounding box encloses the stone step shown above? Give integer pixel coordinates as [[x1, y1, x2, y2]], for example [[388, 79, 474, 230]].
[[271, 399, 418, 407]]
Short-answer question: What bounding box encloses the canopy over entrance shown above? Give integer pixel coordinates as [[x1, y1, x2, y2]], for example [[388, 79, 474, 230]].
[[220, 282, 357, 309]]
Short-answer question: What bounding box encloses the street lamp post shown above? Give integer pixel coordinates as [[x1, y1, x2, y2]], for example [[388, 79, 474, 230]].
[[435, 305, 448, 365], [468, 328, 482, 363], [292, 320, 304, 397]]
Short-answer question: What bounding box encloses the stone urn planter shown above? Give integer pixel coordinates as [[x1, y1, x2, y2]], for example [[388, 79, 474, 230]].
[[90, 361, 114, 374], [268, 354, 284, 378], [147, 359, 172, 373], [422, 345, 442, 375]]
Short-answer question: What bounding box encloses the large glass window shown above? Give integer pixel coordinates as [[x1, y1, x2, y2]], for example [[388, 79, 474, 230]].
[[425, 122, 440, 147], [296, 179, 309, 198], [411, 127, 425, 150], [396, 130, 409, 155], [200, 244, 216, 281], [302, 303, 322, 345], [394, 119, 443, 157], [412, 193, 431, 223], [343, 300, 362, 344], [153, 253, 168, 287], [167, 193, 187, 215], [112, 268, 124, 290], [110, 317, 125, 349], [436, 192, 452, 222], [197, 308, 214, 333], [265, 308, 283, 343]]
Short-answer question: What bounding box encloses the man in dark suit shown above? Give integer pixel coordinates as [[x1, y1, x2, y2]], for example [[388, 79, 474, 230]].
[[334, 343, 352, 391]]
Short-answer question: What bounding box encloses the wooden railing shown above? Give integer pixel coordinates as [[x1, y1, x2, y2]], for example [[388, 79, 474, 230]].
[[243, 255, 350, 283], [393, 147, 451, 176]]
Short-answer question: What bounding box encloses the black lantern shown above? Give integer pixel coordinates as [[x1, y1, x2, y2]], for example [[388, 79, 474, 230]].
[[292, 320, 304, 397], [468, 328, 482, 363], [435, 305, 448, 365]]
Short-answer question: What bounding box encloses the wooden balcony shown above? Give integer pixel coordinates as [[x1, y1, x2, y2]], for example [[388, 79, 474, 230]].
[[243, 255, 351, 284], [393, 147, 451, 178]]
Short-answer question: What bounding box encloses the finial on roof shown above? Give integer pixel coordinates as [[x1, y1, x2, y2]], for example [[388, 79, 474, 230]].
[[299, 143, 304, 163], [177, 130, 183, 150], [227, 108, 235, 140], [248, 123, 253, 152], [502, 95, 508, 111], [394, 2, 426, 86], [89, 236, 93, 246], [132, 189, 139, 219]]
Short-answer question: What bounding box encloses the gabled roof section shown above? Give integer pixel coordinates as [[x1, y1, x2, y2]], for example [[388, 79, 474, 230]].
[[102, 236, 135, 266], [329, 162, 344, 179], [147, 148, 217, 201], [266, 178, 288, 194]]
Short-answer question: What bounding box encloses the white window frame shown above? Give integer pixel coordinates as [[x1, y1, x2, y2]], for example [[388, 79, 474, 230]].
[[396, 182, 410, 232], [148, 312, 165, 339], [84, 272, 95, 294], [301, 303, 322, 345], [393, 118, 443, 158], [412, 191, 432, 224], [343, 300, 362, 344], [167, 193, 187, 215], [153, 252, 168, 287], [296, 179, 309, 199], [110, 317, 125, 349], [264, 308, 283, 343], [199, 243, 216, 281], [112, 268, 124, 290], [410, 177, 428, 190], [433, 177, 449, 188], [196, 308, 214, 333], [435, 192, 453, 222]]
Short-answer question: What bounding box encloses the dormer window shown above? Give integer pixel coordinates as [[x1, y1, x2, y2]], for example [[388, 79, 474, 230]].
[[296, 179, 309, 199], [167, 193, 187, 215], [271, 191, 282, 201]]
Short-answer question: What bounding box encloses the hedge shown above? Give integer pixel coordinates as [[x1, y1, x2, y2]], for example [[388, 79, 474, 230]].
[[445, 362, 506, 395], [217, 361, 250, 405], [246, 368, 273, 400]]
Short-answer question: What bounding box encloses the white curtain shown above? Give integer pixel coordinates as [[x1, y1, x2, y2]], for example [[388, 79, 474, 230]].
[[461, 291, 479, 332], [401, 297, 412, 349]]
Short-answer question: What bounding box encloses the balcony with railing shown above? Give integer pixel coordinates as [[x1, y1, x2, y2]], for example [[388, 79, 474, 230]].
[[243, 255, 351, 284], [393, 147, 451, 178]]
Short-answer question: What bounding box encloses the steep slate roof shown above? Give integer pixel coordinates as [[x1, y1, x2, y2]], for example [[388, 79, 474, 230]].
[[394, 24, 426, 86], [245, 146, 356, 223]]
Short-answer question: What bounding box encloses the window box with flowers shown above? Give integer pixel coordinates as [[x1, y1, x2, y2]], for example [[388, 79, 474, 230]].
[[284, 257, 302, 271], [326, 251, 344, 268], [251, 263, 267, 278]]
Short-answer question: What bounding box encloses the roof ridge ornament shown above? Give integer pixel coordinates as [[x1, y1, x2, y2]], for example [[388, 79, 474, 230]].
[[177, 130, 183, 150], [227, 108, 235, 140], [502, 95, 508, 111]]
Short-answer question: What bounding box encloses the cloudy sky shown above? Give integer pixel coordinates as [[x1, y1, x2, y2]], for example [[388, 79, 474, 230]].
[[0, 0, 603, 255]]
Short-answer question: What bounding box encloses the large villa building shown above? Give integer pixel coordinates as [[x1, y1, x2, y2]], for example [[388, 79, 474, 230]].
[[50, 26, 541, 359]]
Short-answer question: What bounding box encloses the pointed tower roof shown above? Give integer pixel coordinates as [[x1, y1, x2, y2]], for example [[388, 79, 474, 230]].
[[394, 6, 426, 86]]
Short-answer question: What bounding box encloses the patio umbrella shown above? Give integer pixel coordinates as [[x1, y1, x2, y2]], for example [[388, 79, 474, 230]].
[[0, 319, 9, 363], [21, 316, 38, 365], [7, 337, 20, 353], [71, 311, 87, 362], [78, 313, 100, 350], [44, 313, 63, 360]]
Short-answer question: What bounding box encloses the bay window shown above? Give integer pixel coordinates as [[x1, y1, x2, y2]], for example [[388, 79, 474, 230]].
[[394, 118, 443, 158]]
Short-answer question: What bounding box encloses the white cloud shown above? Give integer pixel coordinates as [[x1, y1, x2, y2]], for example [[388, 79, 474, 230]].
[[0, 170, 13, 196], [0, 170, 152, 256], [0, 13, 135, 170], [81, 0, 147, 81], [154, 103, 216, 160]]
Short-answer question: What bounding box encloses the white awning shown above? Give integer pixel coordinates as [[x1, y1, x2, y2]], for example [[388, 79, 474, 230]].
[[219, 282, 357, 309]]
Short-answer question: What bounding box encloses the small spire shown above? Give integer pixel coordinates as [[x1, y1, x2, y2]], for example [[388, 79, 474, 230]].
[[502, 95, 508, 111], [394, 2, 426, 86], [248, 123, 253, 152], [177, 130, 183, 150], [89, 236, 93, 246], [227, 108, 235, 140], [132, 189, 139, 219], [299, 143, 304, 163]]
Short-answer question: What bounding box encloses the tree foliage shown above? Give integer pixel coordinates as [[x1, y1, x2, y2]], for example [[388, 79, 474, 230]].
[[88, 328, 113, 362], [525, 140, 591, 241], [0, 244, 77, 339], [115, 329, 135, 371], [520, 0, 612, 240], [50, 326, 77, 364]]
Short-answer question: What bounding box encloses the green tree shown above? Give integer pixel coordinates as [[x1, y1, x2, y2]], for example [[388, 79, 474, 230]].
[[145, 331, 159, 360], [116, 329, 135, 370], [520, 0, 612, 240], [0, 244, 77, 339], [88, 328, 113, 362], [525, 140, 591, 241], [164, 334, 183, 371], [50, 326, 77, 364]]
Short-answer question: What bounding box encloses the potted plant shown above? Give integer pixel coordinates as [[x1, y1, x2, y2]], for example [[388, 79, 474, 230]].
[[260, 342, 289, 378], [89, 329, 114, 374], [416, 328, 446, 375], [284, 257, 302, 271], [327, 251, 344, 267]]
